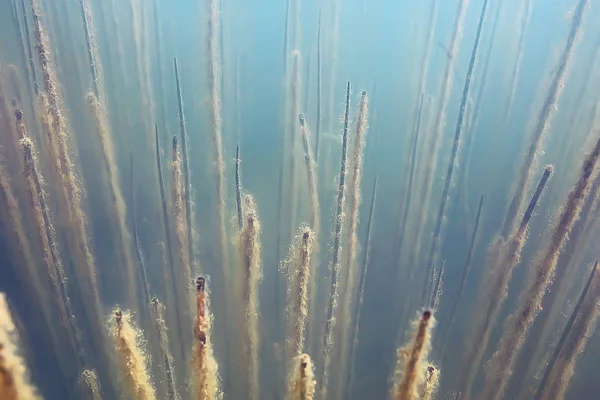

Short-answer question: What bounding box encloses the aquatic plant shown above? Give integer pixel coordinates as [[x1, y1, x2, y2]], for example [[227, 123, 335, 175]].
[[298, 114, 320, 232], [518, 169, 600, 391], [150, 298, 181, 400], [154, 125, 185, 367], [481, 131, 600, 400], [173, 57, 196, 274], [205, 0, 229, 280], [19, 125, 83, 364], [193, 277, 221, 400], [413, 0, 469, 279], [421, 364, 439, 400], [77, 369, 103, 400], [338, 91, 369, 397], [504, 0, 533, 120], [2, 2, 600, 400], [429, 260, 444, 311], [29, 1, 112, 385], [284, 226, 315, 358], [0, 122, 76, 387], [0, 293, 42, 400], [78, 0, 102, 98], [297, 113, 320, 359], [235, 145, 243, 231], [393, 310, 435, 400], [287, 50, 302, 243], [423, 0, 489, 302], [534, 260, 599, 400], [170, 135, 194, 374], [240, 195, 263, 400], [454, 2, 500, 213], [320, 81, 351, 400], [501, 0, 589, 239], [461, 165, 553, 398], [111, 309, 157, 400], [287, 353, 316, 400]]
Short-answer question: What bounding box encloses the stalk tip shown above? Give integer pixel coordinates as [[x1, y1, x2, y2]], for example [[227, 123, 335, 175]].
[[197, 276, 205, 292]]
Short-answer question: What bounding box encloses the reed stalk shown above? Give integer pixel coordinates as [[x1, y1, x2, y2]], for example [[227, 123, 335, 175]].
[[240, 195, 263, 400], [423, 0, 489, 301], [394, 311, 435, 400], [111, 309, 157, 400], [193, 277, 221, 400], [321, 81, 351, 399]]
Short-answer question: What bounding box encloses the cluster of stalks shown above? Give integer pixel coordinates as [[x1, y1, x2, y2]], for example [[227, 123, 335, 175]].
[[28, 1, 116, 392], [480, 132, 600, 400], [17, 110, 83, 362], [460, 166, 553, 398], [3, 1, 600, 400]]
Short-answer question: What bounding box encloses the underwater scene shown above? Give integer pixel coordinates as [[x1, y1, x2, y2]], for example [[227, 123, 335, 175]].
[[0, 0, 599, 399]]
